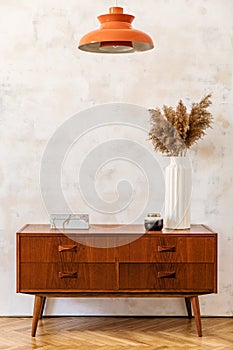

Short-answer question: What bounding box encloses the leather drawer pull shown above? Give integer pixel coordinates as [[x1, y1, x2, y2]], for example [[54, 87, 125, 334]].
[[158, 245, 176, 252], [58, 245, 78, 252], [59, 271, 78, 279], [157, 271, 176, 278]]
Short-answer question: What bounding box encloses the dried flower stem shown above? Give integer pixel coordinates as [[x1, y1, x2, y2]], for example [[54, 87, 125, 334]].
[[149, 94, 213, 156]]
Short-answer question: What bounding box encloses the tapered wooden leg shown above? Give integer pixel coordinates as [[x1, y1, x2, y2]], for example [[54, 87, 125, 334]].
[[191, 296, 202, 337], [185, 297, 192, 319], [31, 295, 44, 337], [39, 297, 46, 319]]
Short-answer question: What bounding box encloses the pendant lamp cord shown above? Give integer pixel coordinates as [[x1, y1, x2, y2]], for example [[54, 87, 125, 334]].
[[115, 0, 118, 6]]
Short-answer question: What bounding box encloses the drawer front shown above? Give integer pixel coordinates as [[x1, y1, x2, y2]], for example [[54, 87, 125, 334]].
[[19, 263, 116, 291], [19, 236, 117, 263], [118, 236, 216, 263], [119, 263, 215, 291], [19, 235, 216, 263]]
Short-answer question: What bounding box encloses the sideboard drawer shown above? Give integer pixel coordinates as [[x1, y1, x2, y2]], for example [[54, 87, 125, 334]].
[[119, 263, 215, 292], [118, 236, 216, 263], [19, 263, 116, 291], [19, 236, 116, 263]]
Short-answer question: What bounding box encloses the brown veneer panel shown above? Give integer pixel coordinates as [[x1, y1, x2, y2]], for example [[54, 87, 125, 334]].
[[20, 263, 116, 290], [19, 236, 117, 263], [119, 263, 215, 291], [118, 236, 216, 263]]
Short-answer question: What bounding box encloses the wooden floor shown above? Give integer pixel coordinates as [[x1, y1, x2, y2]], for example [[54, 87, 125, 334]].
[[0, 317, 232, 350]]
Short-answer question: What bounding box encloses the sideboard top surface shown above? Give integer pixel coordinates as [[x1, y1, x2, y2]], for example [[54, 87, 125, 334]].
[[17, 224, 216, 236]]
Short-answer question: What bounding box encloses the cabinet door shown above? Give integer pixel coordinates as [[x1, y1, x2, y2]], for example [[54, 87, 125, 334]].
[[119, 263, 215, 292], [19, 263, 117, 291]]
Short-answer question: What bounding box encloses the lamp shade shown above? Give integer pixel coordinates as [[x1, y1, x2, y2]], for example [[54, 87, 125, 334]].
[[78, 7, 154, 54]]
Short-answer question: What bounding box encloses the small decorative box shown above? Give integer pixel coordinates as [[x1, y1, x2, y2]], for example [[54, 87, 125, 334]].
[[144, 213, 163, 231], [50, 214, 89, 230]]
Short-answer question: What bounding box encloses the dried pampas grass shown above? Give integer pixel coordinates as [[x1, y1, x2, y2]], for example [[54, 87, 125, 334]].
[[149, 94, 213, 156]]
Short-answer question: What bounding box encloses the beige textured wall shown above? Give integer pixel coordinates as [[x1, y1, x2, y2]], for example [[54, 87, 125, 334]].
[[0, 0, 232, 316]]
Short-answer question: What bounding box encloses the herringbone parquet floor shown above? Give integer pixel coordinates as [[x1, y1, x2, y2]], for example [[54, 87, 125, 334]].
[[0, 317, 232, 350]]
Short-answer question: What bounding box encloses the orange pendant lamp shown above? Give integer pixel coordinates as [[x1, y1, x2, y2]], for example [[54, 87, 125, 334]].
[[78, 4, 154, 54]]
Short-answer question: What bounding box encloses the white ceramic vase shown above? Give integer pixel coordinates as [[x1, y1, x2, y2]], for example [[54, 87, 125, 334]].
[[164, 156, 191, 229]]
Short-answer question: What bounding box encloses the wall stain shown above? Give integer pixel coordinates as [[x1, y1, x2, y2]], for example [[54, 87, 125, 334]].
[[216, 178, 233, 199], [198, 7, 207, 15], [217, 114, 230, 129], [215, 66, 232, 86], [198, 143, 215, 159]]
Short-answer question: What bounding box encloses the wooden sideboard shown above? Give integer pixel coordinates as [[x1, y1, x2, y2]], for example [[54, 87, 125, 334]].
[[16, 224, 217, 337]]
